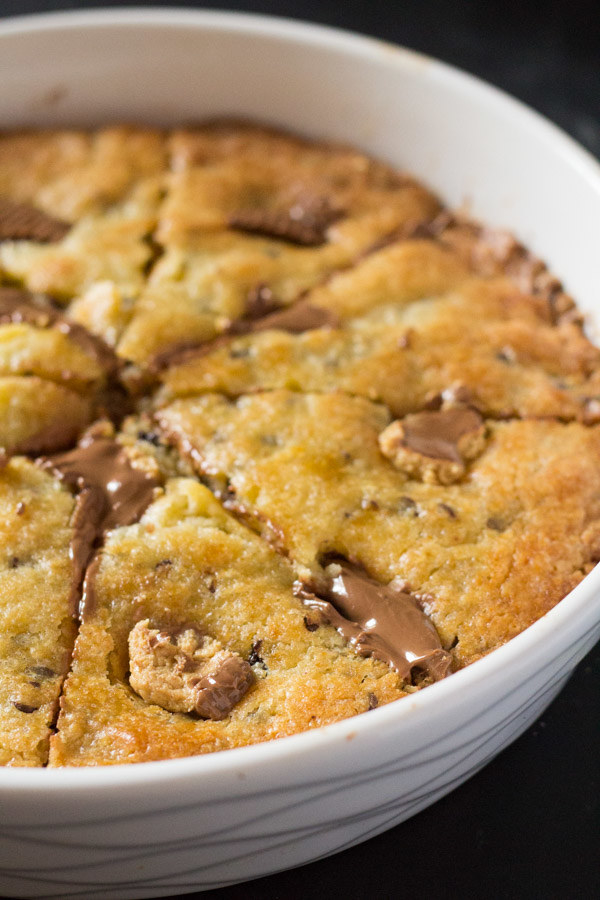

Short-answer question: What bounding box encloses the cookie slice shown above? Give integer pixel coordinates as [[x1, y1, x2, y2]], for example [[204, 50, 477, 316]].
[[161, 121, 440, 246], [117, 123, 441, 367], [48, 477, 415, 766], [157, 390, 600, 665], [0, 458, 77, 766], [0, 289, 123, 455], [0, 127, 166, 308], [116, 230, 351, 365], [159, 272, 599, 421]]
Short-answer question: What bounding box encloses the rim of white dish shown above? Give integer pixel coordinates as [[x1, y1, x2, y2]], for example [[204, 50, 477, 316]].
[[1, 6, 599, 791]]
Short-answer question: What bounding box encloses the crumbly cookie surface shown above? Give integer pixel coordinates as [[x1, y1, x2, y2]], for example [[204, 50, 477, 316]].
[[157, 390, 600, 665], [0, 459, 76, 766], [1, 122, 600, 766], [50, 476, 405, 766], [158, 271, 598, 421]]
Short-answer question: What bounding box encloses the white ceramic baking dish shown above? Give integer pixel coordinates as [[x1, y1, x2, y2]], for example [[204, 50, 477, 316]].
[[0, 9, 599, 899]]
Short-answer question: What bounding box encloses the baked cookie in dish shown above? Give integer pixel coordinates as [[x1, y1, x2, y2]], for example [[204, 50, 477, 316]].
[[1, 122, 599, 766]]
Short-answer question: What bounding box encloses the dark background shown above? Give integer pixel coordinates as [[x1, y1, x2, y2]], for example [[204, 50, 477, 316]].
[[1, 2, 598, 899]]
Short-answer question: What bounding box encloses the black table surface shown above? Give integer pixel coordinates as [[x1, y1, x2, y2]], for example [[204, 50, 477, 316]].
[[1, 2, 598, 898]]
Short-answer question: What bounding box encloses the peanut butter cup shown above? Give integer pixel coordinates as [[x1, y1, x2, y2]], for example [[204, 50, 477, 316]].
[[0, 197, 70, 243]]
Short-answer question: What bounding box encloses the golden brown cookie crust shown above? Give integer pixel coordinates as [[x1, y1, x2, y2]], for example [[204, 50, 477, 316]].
[[1, 121, 599, 766]]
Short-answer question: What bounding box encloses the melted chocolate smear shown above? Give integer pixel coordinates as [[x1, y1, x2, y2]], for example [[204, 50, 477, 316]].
[[0, 288, 120, 377], [229, 195, 342, 246], [243, 284, 282, 321], [192, 655, 255, 720], [226, 284, 286, 336], [151, 299, 338, 371], [0, 198, 71, 243], [294, 559, 451, 682], [39, 432, 160, 617], [247, 298, 339, 334], [13, 419, 90, 457]]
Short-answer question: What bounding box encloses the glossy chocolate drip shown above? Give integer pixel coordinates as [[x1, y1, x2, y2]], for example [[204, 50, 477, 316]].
[[400, 407, 484, 462], [295, 560, 451, 681], [0, 288, 120, 376], [40, 432, 160, 616]]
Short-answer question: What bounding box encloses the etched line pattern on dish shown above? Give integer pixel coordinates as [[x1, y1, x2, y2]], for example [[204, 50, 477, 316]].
[[0, 669, 570, 895], [0, 631, 588, 863], [0, 667, 570, 878]]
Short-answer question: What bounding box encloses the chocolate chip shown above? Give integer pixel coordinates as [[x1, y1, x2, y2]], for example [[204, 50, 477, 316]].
[[438, 503, 458, 519], [398, 496, 418, 516], [303, 616, 320, 632], [16, 502, 26, 516], [25, 665, 56, 679], [12, 701, 38, 713], [368, 692, 379, 710], [486, 516, 506, 532], [0, 198, 71, 243], [248, 639, 266, 668], [137, 430, 162, 446], [8, 556, 20, 568], [360, 498, 380, 510], [154, 558, 172, 569], [423, 393, 444, 410], [496, 347, 517, 364]]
